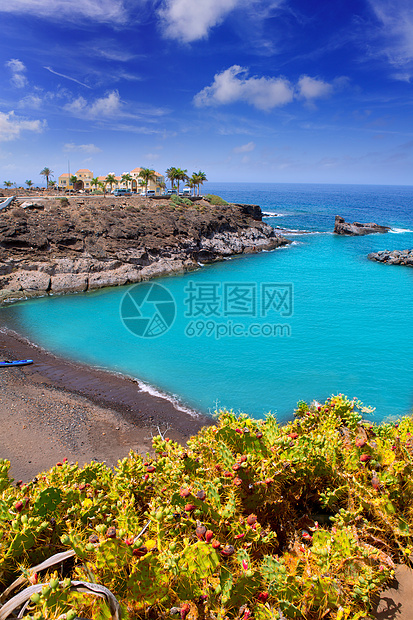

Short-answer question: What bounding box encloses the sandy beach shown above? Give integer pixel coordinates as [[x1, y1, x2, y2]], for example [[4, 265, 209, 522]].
[[0, 325, 213, 482]]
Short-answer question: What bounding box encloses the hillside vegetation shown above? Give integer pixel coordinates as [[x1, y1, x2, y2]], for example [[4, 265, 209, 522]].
[[1, 395, 412, 619]]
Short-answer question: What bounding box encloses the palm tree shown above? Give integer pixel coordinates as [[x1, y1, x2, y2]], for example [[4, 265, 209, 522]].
[[4, 181, 13, 188], [165, 166, 178, 191], [186, 177, 197, 197], [70, 175, 78, 190], [91, 177, 99, 191], [194, 170, 207, 196], [40, 167, 53, 188], [121, 173, 132, 189], [138, 168, 156, 196], [105, 173, 117, 193], [174, 168, 188, 195], [25, 180, 33, 189]]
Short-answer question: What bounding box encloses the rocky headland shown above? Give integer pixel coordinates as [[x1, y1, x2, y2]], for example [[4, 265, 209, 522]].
[[0, 195, 290, 304], [334, 215, 390, 235], [368, 248, 413, 266]]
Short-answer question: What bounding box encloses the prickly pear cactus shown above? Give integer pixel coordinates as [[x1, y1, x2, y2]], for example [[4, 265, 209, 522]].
[[1, 395, 411, 619]]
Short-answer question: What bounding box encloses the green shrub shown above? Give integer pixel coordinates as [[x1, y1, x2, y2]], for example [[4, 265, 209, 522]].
[[204, 194, 228, 205], [1, 395, 409, 620], [170, 195, 192, 207], [59, 197, 69, 207]]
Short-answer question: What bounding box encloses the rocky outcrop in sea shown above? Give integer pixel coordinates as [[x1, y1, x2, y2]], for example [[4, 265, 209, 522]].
[[334, 215, 390, 235], [368, 249, 413, 266], [0, 196, 290, 303]]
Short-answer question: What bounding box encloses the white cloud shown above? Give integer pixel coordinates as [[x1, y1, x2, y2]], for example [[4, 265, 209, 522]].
[[158, 0, 241, 42], [194, 66, 343, 110], [297, 76, 333, 100], [194, 65, 294, 111], [0, 0, 132, 24], [5, 58, 28, 88], [0, 111, 45, 142], [64, 91, 121, 119], [18, 95, 43, 109], [64, 143, 102, 154], [233, 141, 255, 153], [368, 0, 413, 66]]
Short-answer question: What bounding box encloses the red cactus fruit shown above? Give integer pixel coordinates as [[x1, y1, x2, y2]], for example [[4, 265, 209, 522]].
[[132, 546, 148, 557], [196, 489, 206, 500], [289, 432, 299, 439], [235, 428, 242, 434], [146, 465, 156, 473], [195, 525, 207, 540], [180, 488, 191, 498], [223, 471, 234, 478], [211, 539, 221, 549], [56, 462, 63, 467], [235, 533, 245, 539], [256, 432, 263, 439], [265, 478, 273, 485], [215, 464, 222, 472], [184, 503, 196, 512], [14, 501, 24, 513], [63, 457, 68, 463], [233, 477, 243, 486], [232, 463, 241, 471], [247, 514, 257, 526], [205, 529, 214, 543], [360, 454, 371, 462], [106, 527, 116, 538], [180, 603, 190, 619], [144, 474, 149, 481], [125, 537, 134, 546], [16, 480, 23, 487], [257, 592, 269, 602], [239, 455, 248, 463], [302, 529, 312, 541], [355, 436, 366, 448], [221, 544, 235, 557], [88, 534, 99, 544]]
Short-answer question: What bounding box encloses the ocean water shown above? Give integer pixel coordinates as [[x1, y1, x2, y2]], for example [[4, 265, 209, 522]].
[[2, 183, 413, 423]]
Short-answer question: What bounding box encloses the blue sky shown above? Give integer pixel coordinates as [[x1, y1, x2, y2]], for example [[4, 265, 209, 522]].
[[1, 0, 413, 186]]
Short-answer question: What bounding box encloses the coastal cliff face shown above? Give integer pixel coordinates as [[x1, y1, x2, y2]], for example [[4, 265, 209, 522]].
[[0, 196, 290, 303], [334, 215, 390, 235]]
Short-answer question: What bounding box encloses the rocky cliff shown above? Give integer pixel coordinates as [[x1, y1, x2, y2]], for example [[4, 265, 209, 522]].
[[0, 196, 290, 303], [334, 215, 390, 235]]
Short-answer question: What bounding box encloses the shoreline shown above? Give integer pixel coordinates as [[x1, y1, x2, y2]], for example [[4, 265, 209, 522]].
[[0, 324, 213, 482]]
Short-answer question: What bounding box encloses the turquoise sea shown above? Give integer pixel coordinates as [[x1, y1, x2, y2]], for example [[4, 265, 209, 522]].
[[2, 183, 413, 423]]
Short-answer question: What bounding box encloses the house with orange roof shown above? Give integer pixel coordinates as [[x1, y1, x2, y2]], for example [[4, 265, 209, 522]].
[[58, 168, 94, 190], [58, 167, 165, 193]]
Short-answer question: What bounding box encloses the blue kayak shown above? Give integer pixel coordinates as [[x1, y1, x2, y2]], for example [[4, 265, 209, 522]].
[[0, 359, 33, 367]]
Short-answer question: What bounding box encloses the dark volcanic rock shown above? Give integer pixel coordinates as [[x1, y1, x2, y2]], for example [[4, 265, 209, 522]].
[[0, 196, 290, 303], [334, 215, 390, 236], [368, 249, 413, 266]]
